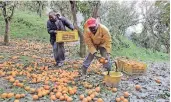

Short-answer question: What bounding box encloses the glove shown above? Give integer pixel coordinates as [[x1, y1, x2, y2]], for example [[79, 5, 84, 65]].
[[106, 53, 110, 59], [54, 30, 57, 34], [93, 52, 100, 59]]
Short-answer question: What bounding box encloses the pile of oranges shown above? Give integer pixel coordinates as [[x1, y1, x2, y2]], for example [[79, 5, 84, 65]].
[[0, 61, 79, 101]]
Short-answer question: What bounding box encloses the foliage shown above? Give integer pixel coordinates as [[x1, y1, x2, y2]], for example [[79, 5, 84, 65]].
[[130, 0, 170, 53]]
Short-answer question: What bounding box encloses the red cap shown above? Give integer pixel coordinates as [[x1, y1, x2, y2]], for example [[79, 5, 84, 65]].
[[86, 17, 97, 27]]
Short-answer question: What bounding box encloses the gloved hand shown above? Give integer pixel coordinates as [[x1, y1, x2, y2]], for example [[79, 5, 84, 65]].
[[54, 30, 57, 34], [93, 52, 100, 59]]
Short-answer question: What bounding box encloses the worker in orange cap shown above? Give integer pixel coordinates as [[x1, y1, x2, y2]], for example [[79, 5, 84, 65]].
[[81, 17, 112, 75]]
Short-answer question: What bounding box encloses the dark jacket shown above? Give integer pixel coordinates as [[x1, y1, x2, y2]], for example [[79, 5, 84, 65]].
[[47, 16, 74, 45]]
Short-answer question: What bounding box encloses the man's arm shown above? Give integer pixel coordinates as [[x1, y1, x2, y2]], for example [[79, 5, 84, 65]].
[[84, 30, 97, 55], [60, 17, 74, 30], [102, 26, 112, 54], [47, 21, 56, 34]]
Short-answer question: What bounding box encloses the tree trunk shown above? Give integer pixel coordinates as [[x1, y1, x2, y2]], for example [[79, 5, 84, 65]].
[[37, 1, 42, 18], [2, 1, 15, 45], [4, 19, 10, 45], [70, 0, 86, 57], [92, 2, 100, 18]]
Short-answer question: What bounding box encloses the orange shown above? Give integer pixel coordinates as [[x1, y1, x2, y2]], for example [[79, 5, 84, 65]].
[[7, 93, 14, 98], [104, 59, 108, 64], [79, 94, 84, 100], [50, 95, 56, 100], [123, 92, 129, 98], [15, 94, 21, 99], [1, 93, 8, 98], [9, 78, 15, 83], [97, 98, 103, 102], [53, 89, 57, 92], [44, 85, 50, 90], [112, 88, 117, 92], [116, 97, 121, 102], [82, 98, 88, 102], [95, 87, 101, 92], [20, 94, 25, 98], [17, 83, 24, 87], [90, 94, 95, 99], [32, 95, 38, 100], [59, 95, 65, 101], [50, 92, 54, 95], [67, 97, 73, 102], [120, 96, 125, 101], [155, 79, 161, 84], [25, 86, 30, 91], [14, 100, 20, 102], [30, 88, 36, 93], [88, 90, 93, 95], [99, 57, 105, 63], [87, 96, 92, 101], [38, 93, 43, 98], [15, 80, 19, 83], [64, 94, 69, 100], [123, 99, 129, 102], [135, 85, 141, 91], [55, 92, 62, 99]]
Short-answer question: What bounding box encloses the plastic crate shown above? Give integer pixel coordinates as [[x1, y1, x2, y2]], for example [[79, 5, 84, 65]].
[[116, 58, 128, 71], [123, 62, 147, 75], [56, 30, 79, 42]]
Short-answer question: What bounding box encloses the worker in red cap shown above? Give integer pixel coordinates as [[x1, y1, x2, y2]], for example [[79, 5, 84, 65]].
[[81, 17, 112, 75]]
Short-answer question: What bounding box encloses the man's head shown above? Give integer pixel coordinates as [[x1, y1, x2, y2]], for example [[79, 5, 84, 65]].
[[49, 11, 57, 22], [87, 17, 98, 34]]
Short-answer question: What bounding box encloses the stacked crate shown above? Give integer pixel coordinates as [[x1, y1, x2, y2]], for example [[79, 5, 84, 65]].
[[116, 58, 147, 75]]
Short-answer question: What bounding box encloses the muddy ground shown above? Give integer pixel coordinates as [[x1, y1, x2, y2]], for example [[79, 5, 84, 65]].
[[0, 37, 170, 102]]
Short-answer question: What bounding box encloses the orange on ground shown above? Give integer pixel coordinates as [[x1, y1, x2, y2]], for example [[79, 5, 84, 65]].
[[79, 94, 84, 100], [1, 93, 8, 98], [123, 99, 129, 102], [67, 97, 73, 102], [112, 88, 117, 92], [120, 96, 125, 101], [59, 95, 65, 101], [14, 100, 20, 102], [7, 93, 14, 98], [135, 85, 141, 91], [116, 97, 121, 102], [33, 95, 39, 100], [50, 95, 56, 100], [123, 92, 129, 98], [15, 94, 21, 99], [97, 98, 103, 102], [56, 92, 62, 99], [95, 87, 101, 92]]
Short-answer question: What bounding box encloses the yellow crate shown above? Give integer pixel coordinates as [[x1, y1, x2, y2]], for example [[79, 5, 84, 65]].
[[123, 62, 147, 75], [116, 58, 128, 71], [56, 30, 79, 42]]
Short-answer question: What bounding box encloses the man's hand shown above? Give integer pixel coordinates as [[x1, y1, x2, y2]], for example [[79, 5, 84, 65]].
[[93, 52, 100, 59], [54, 30, 57, 34]]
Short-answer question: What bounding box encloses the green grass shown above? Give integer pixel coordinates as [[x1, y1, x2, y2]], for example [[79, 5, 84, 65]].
[[19, 55, 33, 65], [0, 10, 169, 62], [111, 36, 169, 62], [0, 10, 49, 42]]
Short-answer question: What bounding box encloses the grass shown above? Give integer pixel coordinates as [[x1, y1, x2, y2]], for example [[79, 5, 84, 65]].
[[0, 52, 10, 63], [0, 10, 49, 42], [111, 35, 169, 62], [0, 10, 169, 62]]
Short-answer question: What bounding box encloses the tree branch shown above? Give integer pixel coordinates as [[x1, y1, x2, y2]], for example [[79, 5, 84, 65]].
[[2, 2, 7, 20], [9, 2, 16, 20]]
